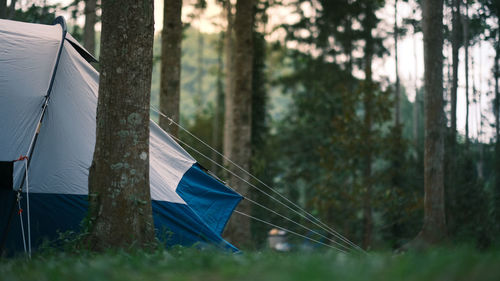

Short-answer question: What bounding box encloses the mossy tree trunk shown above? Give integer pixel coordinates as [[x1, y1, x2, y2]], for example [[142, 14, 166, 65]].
[[87, 0, 156, 251], [159, 0, 182, 137]]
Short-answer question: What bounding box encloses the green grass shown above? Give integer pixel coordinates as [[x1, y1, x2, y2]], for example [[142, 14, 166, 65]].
[[1, 246, 500, 281]]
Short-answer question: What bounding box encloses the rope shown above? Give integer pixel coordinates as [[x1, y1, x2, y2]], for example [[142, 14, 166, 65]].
[[233, 210, 347, 254], [165, 126, 361, 253], [16, 193, 27, 254], [151, 106, 365, 253], [244, 196, 351, 252], [24, 159, 31, 258]]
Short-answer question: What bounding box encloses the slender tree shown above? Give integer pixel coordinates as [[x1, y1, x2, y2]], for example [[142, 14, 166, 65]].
[[211, 32, 225, 174], [417, 0, 447, 245], [196, 20, 204, 113], [495, 17, 500, 233], [451, 0, 461, 142], [223, 0, 235, 156], [83, 0, 96, 55], [8, 0, 15, 19], [360, 0, 379, 250], [159, 0, 183, 137], [223, 0, 254, 247], [87, 0, 156, 250], [394, 0, 401, 126], [413, 21, 421, 148], [462, 0, 470, 144]]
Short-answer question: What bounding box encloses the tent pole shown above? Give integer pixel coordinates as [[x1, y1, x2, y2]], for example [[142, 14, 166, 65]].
[[0, 16, 67, 256]]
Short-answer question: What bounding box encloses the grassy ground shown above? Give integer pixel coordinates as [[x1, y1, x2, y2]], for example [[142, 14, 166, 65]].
[[1, 246, 500, 281]]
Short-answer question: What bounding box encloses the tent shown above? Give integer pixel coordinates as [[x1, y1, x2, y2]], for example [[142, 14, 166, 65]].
[[0, 17, 242, 255]]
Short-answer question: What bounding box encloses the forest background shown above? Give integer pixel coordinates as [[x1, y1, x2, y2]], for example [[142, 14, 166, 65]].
[[1, 0, 499, 252]]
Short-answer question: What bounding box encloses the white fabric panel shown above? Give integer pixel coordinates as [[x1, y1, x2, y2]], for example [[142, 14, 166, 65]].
[[150, 121, 195, 203], [28, 40, 99, 195], [0, 19, 196, 203], [0, 19, 62, 188]]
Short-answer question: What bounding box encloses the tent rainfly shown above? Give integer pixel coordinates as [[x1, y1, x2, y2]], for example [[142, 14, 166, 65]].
[[0, 17, 242, 255]]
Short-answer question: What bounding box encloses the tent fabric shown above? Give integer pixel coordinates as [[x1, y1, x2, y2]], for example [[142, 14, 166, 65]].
[[0, 18, 241, 254]]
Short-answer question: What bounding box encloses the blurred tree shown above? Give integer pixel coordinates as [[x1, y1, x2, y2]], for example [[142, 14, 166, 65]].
[[416, 0, 447, 245], [223, 0, 255, 248], [479, 0, 500, 237], [0, 0, 6, 19], [211, 31, 225, 174], [9, 3, 57, 24], [83, 0, 96, 55], [87, 0, 156, 250], [463, 0, 471, 144], [451, 0, 461, 144], [223, 0, 235, 164], [159, 0, 183, 137]]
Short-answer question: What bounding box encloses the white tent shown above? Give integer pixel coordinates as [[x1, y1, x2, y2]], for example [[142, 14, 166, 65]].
[[0, 17, 241, 255]]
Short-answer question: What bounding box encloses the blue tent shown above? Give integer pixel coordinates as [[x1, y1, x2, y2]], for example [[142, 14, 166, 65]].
[[0, 18, 241, 255]]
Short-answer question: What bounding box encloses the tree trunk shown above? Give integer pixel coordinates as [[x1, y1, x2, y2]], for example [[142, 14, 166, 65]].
[[223, 0, 235, 161], [345, 15, 353, 74], [451, 0, 460, 143], [0, 0, 7, 19], [394, 0, 400, 127], [494, 27, 499, 146], [417, 0, 447, 245], [87, 0, 156, 251], [413, 32, 420, 149], [83, 0, 96, 56], [8, 0, 15, 19], [361, 1, 376, 250], [159, 0, 182, 137], [196, 27, 204, 114], [494, 26, 500, 230], [211, 32, 224, 174], [223, 0, 254, 248], [462, 0, 470, 145]]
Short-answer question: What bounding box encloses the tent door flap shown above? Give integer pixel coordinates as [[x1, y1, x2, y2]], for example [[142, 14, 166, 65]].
[[0, 161, 13, 190]]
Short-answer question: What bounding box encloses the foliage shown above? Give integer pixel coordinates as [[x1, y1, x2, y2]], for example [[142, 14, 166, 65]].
[[10, 3, 58, 24]]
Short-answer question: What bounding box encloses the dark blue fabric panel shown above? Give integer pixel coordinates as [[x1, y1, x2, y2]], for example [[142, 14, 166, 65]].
[[0, 190, 87, 255], [152, 201, 237, 251], [176, 164, 242, 235], [0, 191, 238, 255]]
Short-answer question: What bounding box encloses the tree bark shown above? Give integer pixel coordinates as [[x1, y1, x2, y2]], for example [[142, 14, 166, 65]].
[[83, 0, 96, 56], [87, 0, 156, 251], [451, 0, 460, 143], [159, 0, 182, 137], [417, 0, 447, 245], [223, 0, 254, 248]]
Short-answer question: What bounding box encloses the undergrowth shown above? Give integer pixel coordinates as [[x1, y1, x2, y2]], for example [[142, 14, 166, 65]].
[[1, 246, 500, 281]]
